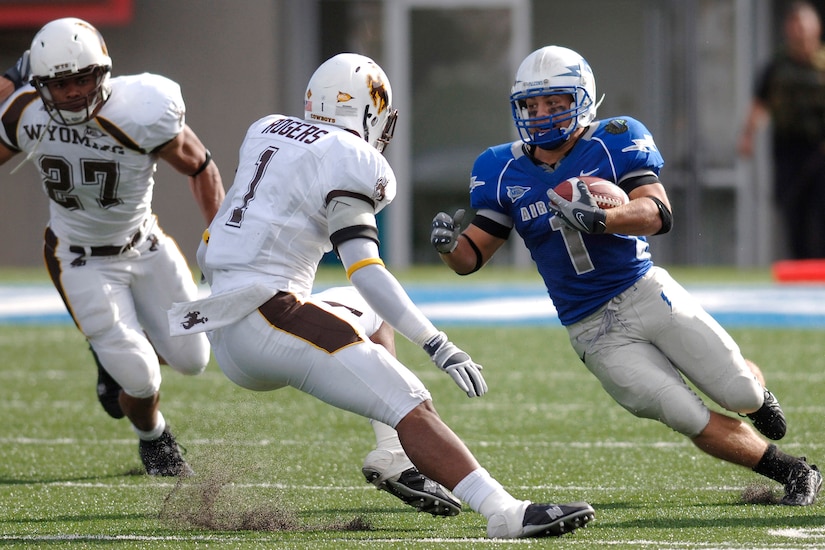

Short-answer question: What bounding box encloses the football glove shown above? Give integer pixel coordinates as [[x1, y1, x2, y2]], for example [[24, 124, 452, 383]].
[[431, 209, 465, 254], [547, 180, 607, 234], [3, 50, 30, 91], [424, 331, 487, 398]]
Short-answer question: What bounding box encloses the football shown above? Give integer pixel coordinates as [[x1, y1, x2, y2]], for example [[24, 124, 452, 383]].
[[553, 176, 629, 209]]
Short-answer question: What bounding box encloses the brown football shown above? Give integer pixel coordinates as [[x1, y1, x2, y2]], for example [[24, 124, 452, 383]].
[[553, 176, 629, 209]]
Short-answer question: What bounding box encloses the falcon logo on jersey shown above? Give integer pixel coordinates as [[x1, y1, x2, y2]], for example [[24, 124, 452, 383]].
[[181, 311, 208, 330], [622, 134, 658, 154], [373, 176, 388, 202], [506, 185, 530, 203]]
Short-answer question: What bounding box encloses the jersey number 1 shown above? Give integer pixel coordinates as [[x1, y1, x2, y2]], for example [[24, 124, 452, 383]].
[[226, 146, 278, 228]]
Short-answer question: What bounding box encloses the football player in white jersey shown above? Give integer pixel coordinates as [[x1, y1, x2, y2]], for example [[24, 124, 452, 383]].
[[0, 18, 226, 476], [168, 53, 594, 539]]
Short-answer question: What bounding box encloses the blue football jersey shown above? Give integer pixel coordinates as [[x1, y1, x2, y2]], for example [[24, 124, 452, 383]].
[[470, 116, 664, 325]]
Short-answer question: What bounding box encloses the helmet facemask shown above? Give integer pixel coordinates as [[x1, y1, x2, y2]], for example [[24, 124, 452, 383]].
[[31, 65, 111, 125], [371, 107, 398, 154]]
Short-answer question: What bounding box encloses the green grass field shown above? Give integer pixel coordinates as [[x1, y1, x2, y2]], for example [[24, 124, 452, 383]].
[[1, 267, 824, 549]]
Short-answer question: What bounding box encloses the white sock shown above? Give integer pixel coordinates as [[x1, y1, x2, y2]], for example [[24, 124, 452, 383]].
[[452, 467, 521, 519], [132, 411, 166, 441], [370, 419, 403, 451]]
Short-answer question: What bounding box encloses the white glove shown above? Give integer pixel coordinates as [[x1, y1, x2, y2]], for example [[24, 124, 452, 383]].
[[424, 331, 487, 398], [431, 209, 465, 253]]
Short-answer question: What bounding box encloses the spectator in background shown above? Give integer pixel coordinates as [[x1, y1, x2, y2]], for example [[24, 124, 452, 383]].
[[739, 1, 825, 259]]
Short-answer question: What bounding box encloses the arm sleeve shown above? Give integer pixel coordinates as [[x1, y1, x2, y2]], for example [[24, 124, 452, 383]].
[[326, 190, 379, 248], [337, 238, 439, 347]]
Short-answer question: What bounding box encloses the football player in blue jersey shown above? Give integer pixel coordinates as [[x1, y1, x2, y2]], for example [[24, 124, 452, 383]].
[[431, 45, 821, 506]]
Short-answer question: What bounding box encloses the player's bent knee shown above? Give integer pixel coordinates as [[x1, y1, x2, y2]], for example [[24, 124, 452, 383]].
[[397, 400, 438, 427], [160, 339, 210, 375], [620, 385, 710, 438], [661, 403, 711, 438], [166, 358, 208, 376], [717, 375, 764, 414], [121, 381, 160, 400]]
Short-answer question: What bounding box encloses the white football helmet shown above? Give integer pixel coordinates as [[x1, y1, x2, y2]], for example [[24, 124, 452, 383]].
[[304, 53, 398, 153], [29, 17, 112, 125], [510, 46, 598, 150]]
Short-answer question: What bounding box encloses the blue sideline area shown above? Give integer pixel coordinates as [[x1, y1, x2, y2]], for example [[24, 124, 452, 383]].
[[3, 283, 825, 328]]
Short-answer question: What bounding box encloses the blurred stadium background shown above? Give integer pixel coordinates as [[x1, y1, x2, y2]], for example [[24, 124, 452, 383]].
[[0, 0, 811, 269]]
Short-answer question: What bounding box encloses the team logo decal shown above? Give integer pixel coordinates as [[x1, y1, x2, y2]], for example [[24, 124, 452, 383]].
[[373, 177, 388, 202], [506, 185, 530, 203], [337, 91, 353, 102], [605, 119, 629, 134], [181, 311, 208, 330], [368, 74, 390, 115], [622, 134, 658, 153]]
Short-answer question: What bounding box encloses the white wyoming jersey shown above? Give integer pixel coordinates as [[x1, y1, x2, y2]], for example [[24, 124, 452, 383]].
[[0, 73, 186, 246], [200, 114, 396, 299]]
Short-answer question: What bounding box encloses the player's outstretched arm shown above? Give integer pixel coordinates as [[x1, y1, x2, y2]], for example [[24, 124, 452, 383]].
[[338, 237, 487, 398], [157, 125, 225, 225]]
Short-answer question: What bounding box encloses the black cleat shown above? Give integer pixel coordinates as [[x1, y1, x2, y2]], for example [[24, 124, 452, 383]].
[[488, 501, 595, 539], [747, 389, 786, 440], [139, 427, 194, 477], [363, 466, 461, 517], [781, 459, 822, 506], [93, 350, 124, 419]]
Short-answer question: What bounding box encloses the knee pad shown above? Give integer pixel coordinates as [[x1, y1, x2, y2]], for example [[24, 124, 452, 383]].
[[619, 384, 710, 438], [716, 373, 764, 414]]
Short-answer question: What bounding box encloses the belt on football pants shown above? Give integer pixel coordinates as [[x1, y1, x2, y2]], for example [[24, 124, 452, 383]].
[[44, 226, 156, 267], [67, 229, 143, 257]]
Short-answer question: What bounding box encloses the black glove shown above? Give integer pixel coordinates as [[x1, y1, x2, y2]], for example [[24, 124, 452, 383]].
[[3, 50, 30, 91], [546, 179, 607, 234], [431, 209, 465, 253]]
